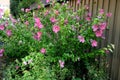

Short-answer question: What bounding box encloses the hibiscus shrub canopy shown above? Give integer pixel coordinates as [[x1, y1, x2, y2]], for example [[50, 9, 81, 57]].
[[0, 0, 113, 80]]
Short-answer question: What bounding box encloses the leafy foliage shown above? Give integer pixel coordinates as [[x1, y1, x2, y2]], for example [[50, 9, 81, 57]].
[[0, 0, 114, 79]]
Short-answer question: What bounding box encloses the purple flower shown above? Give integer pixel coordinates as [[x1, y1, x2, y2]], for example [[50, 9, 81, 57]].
[[59, 60, 65, 68]]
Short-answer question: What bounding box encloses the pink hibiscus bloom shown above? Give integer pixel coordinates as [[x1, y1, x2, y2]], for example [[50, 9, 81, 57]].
[[25, 8, 31, 12], [55, 10, 59, 15], [77, 0, 81, 4], [0, 25, 5, 30], [37, 5, 41, 9], [46, 0, 50, 3], [99, 22, 107, 30], [44, 10, 49, 16], [25, 21, 29, 26], [59, 60, 65, 68], [86, 17, 91, 21], [34, 32, 42, 40], [6, 30, 12, 37], [50, 17, 57, 23], [99, 9, 104, 15], [34, 17, 43, 29], [95, 30, 103, 37], [64, 19, 68, 25], [106, 13, 112, 17], [91, 40, 98, 47], [0, 49, 4, 57], [78, 35, 85, 43], [40, 48, 46, 54], [87, 12, 92, 17], [52, 25, 60, 33], [92, 25, 98, 31]]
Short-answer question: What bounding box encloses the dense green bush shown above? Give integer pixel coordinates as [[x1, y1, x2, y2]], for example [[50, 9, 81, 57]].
[[0, 0, 114, 79]]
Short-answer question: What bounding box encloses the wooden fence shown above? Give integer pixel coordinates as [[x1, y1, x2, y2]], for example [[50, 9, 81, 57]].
[[67, 0, 120, 80]]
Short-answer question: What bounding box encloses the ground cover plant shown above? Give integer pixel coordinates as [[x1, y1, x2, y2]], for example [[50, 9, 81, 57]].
[[0, 0, 114, 80]]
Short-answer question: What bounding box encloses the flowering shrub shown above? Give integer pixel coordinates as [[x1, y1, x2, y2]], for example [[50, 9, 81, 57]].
[[0, 0, 114, 79]]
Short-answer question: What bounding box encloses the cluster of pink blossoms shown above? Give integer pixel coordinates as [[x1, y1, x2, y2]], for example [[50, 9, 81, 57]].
[[33, 32, 42, 41], [92, 22, 107, 38], [34, 17, 43, 29], [0, 25, 12, 37]]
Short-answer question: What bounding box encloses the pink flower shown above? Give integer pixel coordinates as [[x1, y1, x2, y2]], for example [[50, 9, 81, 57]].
[[37, 5, 41, 9], [34, 17, 43, 29], [0, 25, 5, 30], [46, 0, 50, 3], [44, 10, 49, 16], [92, 25, 99, 31], [6, 30, 12, 37], [87, 12, 92, 17], [106, 13, 112, 17], [77, 0, 81, 4], [99, 22, 107, 30], [99, 9, 104, 15], [64, 19, 68, 25], [25, 21, 29, 26], [86, 17, 91, 21], [9, 15, 17, 23], [50, 17, 57, 23], [40, 48, 46, 54], [95, 30, 103, 37], [34, 32, 42, 40], [59, 60, 65, 68], [0, 49, 4, 57], [15, 66, 19, 70], [37, 32, 42, 38], [78, 35, 85, 43], [52, 25, 60, 33], [91, 40, 98, 47], [55, 10, 59, 15], [25, 8, 31, 12], [34, 17, 41, 23]]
